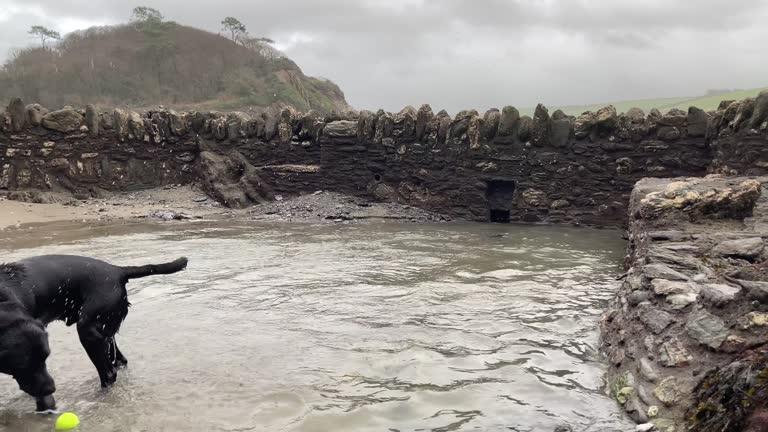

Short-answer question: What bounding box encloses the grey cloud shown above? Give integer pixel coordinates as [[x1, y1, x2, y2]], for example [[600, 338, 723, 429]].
[[1, 0, 767, 113]]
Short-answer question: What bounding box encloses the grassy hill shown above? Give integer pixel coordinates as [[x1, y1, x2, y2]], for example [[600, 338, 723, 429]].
[[0, 22, 348, 113], [528, 87, 768, 117]]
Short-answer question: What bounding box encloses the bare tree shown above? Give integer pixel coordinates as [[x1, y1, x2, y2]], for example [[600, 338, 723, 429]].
[[28, 25, 61, 49], [221, 17, 247, 44]]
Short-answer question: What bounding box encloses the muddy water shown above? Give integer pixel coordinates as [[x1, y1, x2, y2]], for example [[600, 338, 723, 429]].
[[0, 222, 634, 431]]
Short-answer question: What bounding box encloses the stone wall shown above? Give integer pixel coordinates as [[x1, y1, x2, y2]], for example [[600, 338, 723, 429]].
[[601, 176, 768, 431], [2, 91, 767, 225]]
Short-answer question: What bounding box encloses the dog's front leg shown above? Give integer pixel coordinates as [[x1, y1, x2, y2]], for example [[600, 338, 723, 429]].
[[77, 321, 117, 387], [35, 394, 56, 412]]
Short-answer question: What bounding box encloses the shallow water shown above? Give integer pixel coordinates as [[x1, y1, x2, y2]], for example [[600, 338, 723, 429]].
[[0, 221, 634, 431]]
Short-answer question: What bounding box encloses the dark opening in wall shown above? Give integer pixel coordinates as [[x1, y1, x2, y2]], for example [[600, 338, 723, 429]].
[[374, 174, 382, 182], [490, 209, 511, 223], [485, 179, 516, 223]]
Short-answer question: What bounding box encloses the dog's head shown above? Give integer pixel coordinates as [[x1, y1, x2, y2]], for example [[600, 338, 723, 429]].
[[0, 314, 56, 399]]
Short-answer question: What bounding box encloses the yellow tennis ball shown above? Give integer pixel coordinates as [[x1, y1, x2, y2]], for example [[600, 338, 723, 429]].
[[55, 412, 80, 430]]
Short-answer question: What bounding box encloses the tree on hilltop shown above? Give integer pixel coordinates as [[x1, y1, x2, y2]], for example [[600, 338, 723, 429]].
[[221, 17, 247, 44], [131, 6, 164, 25], [29, 25, 61, 49]]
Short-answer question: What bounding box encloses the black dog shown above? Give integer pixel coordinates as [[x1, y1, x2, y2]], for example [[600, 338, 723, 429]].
[[0, 255, 187, 411]]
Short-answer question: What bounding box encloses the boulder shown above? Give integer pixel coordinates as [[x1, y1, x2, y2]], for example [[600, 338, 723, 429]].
[[324, 120, 358, 138], [26, 103, 48, 126], [657, 126, 681, 141], [497, 106, 520, 137], [85, 104, 99, 137], [652, 279, 696, 295], [698, 284, 741, 306], [574, 111, 596, 138], [41, 109, 84, 133], [127, 111, 145, 140], [415, 104, 434, 141], [687, 107, 710, 137], [638, 305, 675, 334], [531, 104, 550, 146], [626, 107, 646, 123], [638, 358, 659, 383], [168, 110, 187, 135], [730, 279, 768, 304], [550, 115, 571, 148], [113, 109, 129, 140], [749, 89, 768, 129], [518, 115, 533, 141], [711, 237, 764, 259], [595, 105, 618, 130], [686, 308, 728, 349], [481, 108, 500, 141], [8, 97, 27, 132]]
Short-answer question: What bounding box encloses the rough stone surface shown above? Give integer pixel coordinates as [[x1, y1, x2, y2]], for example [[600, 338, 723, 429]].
[[42, 109, 84, 133], [644, 264, 688, 281], [8, 97, 27, 132], [686, 308, 728, 349], [658, 339, 693, 367], [638, 306, 675, 334], [711, 237, 764, 259], [653, 377, 683, 406], [698, 283, 741, 306]]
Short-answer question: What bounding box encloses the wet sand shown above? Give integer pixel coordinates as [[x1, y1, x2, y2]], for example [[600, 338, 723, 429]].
[[0, 185, 233, 231]]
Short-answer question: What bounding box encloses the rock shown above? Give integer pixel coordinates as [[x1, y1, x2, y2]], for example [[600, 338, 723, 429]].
[[628, 291, 652, 306], [636, 424, 656, 432], [639, 358, 659, 383], [737, 311, 768, 329], [41, 109, 84, 132], [657, 126, 681, 141], [698, 284, 741, 306], [639, 305, 675, 334], [652, 279, 696, 295], [687, 107, 710, 137], [711, 237, 764, 259], [595, 105, 618, 130], [113, 108, 130, 140], [659, 338, 693, 367], [26, 103, 48, 126], [667, 292, 698, 309], [647, 406, 659, 419], [85, 104, 99, 137], [637, 178, 761, 221], [553, 425, 573, 432], [627, 107, 646, 123], [521, 189, 549, 208], [128, 111, 146, 140], [574, 111, 595, 138], [497, 106, 520, 137], [617, 386, 635, 405], [518, 115, 533, 142], [531, 104, 550, 146], [749, 89, 768, 129], [8, 97, 27, 132], [324, 120, 358, 138], [481, 108, 500, 141], [169, 109, 187, 135], [644, 264, 689, 281], [730, 279, 768, 304], [686, 308, 728, 349], [720, 335, 746, 353], [651, 418, 675, 432], [550, 116, 571, 148], [626, 394, 650, 423], [550, 199, 570, 209], [148, 210, 190, 221], [653, 377, 683, 406], [415, 104, 434, 141]]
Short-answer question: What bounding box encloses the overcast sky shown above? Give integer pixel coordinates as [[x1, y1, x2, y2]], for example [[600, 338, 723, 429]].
[[1, 0, 766, 113]]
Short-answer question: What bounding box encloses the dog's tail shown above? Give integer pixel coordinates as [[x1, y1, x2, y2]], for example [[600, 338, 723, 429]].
[[120, 257, 188, 280]]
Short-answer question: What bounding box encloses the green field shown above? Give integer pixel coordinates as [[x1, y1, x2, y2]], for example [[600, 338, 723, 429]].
[[520, 87, 767, 116]]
